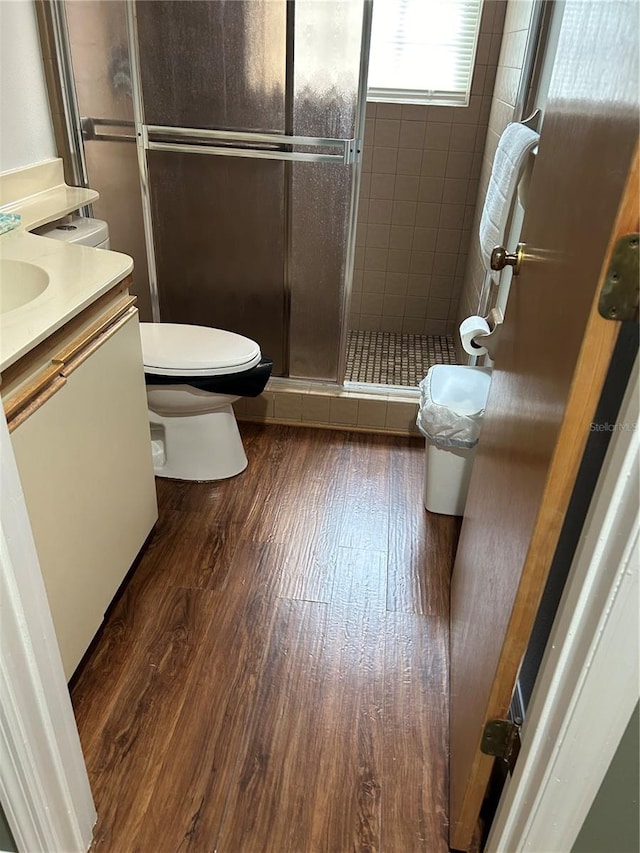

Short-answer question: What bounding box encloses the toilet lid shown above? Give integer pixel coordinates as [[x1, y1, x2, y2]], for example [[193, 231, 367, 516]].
[[140, 323, 262, 377]]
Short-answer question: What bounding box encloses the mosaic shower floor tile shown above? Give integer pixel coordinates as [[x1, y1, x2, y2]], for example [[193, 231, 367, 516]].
[[345, 330, 457, 387]]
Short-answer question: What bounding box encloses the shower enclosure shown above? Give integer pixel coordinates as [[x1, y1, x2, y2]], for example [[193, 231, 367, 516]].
[[56, 0, 370, 382]]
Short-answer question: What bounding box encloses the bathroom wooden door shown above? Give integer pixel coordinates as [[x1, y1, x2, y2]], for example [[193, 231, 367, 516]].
[[448, 3, 639, 850]]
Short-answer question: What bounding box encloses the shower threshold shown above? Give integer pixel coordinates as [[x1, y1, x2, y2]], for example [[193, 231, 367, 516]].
[[345, 330, 457, 388]]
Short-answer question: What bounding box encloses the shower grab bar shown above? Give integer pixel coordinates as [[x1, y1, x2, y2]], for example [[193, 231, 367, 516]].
[[145, 125, 358, 165]]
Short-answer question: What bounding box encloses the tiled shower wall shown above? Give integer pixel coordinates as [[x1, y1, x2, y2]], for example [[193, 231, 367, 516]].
[[456, 0, 537, 361], [350, 0, 507, 336]]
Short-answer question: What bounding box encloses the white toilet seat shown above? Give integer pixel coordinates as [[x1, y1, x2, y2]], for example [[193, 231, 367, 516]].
[[140, 322, 261, 377]]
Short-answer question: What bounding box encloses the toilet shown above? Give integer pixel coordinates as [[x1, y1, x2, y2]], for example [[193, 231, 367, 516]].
[[140, 323, 272, 481], [33, 215, 272, 481]]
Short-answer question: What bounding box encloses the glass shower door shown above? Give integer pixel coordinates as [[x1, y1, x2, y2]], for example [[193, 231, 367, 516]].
[[62, 0, 368, 380]]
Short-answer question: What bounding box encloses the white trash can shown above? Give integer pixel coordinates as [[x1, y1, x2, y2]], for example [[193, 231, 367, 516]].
[[417, 365, 492, 516]]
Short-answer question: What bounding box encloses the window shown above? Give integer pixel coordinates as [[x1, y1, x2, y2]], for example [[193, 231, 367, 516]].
[[367, 0, 484, 106]]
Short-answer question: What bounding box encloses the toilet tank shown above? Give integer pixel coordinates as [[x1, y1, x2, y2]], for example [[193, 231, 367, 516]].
[[32, 215, 110, 249]]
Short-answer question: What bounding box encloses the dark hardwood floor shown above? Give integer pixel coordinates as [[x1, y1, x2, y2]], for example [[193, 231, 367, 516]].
[[71, 423, 460, 852]]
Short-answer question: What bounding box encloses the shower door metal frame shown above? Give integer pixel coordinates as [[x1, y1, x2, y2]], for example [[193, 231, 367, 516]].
[[52, 0, 373, 382]]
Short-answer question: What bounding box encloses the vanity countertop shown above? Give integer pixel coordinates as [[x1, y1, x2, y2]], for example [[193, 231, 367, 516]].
[[0, 229, 133, 372], [0, 158, 133, 372]]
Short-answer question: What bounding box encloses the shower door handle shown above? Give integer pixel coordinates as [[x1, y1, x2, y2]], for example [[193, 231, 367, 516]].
[[143, 125, 359, 166], [81, 117, 136, 143]]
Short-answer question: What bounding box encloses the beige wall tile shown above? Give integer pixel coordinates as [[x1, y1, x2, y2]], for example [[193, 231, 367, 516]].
[[274, 393, 303, 421], [375, 102, 402, 119], [421, 149, 448, 177], [368, 197, 393, 224], [454, 95, 482, 124], [493, 65, 520, 107], [466, 179, 480, 205], [366, 223, 391, 248], [500, 28, 528, 69], [370, 173, 395, 199], [415, 201, 441, 227], [436, 229, 461, 254], [394, 174, 419, 201], [361, 292, 384, 315], [391, 200, 417, 226], [476, 32, 491, 65], [330, 397, 359, 425], [424, 122, 452, 150], [244, 392, 274, 419], [449, 123, 478, 152], [424, 318, 449, 335], [360, 314, 382, 331], [396, 148, 423, 176], [374, 119, 401, 147], [363, 270, 386, 292], [409, 251, 435, 276], [427, 297, 451, 321], [430, 275, 454, 299], [357, 399, 388, 428], [440, 203, 466, 229], [401, 104, 429, 121], [382, 316, 404, 333], [387, 248, 411, 273], [446, 150, 474, 179], [385, 271, 409, 295], [408, 274, 431, 297], [362, 144, 373, 172], [382, 294, 406, 316], [385, 401, 418, 431], [418, 177, 445, 203], [302, 394, 331, 424], [443, 178, 468, 204], [433, 252, 457, 276], [399, 120, 426, 148], [471, 64, 488, 96], [364, 247, 388, 271], [372, 146, 398, 174], [405, 296, 428, 319], [389, 225, 414, 250], [412, 226, 438, 252], [401, 317, 425, 335], [503, 0, 533, 34]]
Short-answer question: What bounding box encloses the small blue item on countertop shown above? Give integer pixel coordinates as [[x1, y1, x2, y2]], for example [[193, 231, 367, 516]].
[[0, 212, 22, 235]]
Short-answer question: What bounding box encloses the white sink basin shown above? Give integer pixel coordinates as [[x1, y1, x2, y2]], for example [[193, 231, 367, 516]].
[[0, 259, 49, 314]]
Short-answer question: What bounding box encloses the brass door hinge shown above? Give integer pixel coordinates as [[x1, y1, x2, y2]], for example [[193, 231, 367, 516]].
[[480, 719, 522, 773], [598, 233, 639, 322]]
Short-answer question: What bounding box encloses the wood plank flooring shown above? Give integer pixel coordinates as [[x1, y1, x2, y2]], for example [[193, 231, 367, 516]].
[[71, 423, 460, 852]]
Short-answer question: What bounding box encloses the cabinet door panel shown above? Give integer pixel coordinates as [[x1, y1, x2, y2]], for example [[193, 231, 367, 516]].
[[11, 313, 157, 679]]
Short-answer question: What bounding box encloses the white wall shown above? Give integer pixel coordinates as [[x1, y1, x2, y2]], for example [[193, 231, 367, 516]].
[[0, 0, 56, 173]]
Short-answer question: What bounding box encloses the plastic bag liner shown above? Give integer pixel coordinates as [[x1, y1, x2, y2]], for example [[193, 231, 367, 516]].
[[416, 365, 491, 449]]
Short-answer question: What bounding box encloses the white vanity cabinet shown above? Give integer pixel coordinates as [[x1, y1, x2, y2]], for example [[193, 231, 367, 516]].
[[2, 280, 158, 679]]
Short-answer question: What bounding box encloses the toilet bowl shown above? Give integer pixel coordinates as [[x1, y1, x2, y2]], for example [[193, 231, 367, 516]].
[[140, 323, 272, 481]]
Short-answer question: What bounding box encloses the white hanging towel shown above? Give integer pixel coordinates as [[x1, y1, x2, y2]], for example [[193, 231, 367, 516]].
[[479, 122, 540, 271]]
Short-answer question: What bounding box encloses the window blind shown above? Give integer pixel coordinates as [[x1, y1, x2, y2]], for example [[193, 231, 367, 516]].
[[367, 0, 484, 106]]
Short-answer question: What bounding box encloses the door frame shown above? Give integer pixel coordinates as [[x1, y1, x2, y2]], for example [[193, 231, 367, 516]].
[[0, 405, 95, 852], [486, 356, 639, 851]]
